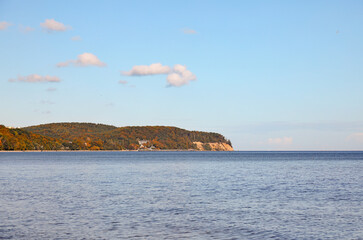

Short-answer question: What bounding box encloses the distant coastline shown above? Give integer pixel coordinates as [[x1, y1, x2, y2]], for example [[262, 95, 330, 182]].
[[0, 149, 236, 152], [0, 123, 233, 152], [0, 149, 197, 152]]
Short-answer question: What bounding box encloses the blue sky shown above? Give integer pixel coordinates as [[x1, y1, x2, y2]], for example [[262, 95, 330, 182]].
[[1, 0, 363, 150]]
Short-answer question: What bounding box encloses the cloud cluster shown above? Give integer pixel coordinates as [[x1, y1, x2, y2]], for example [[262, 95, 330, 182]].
[[268, 137, 293, 145], [57, 53, 106, 67], [1, 19, 70, 33], [40, 19, 70, 32], [0, 21, 12, 30], [5, 18, 195, 88], [9, 74, 61, 83], [122, 63, 196, 87], [182, 28, 197, 34], [122, 63, 171, 76], [167, 64, 197, 87]]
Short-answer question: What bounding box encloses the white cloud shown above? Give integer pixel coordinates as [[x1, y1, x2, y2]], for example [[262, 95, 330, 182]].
[[122, 63, 171, 76], [182, 28, 197, 34], [71, 35, 81, 41], [40, 19, 70, 32], [57, 53, 106, 67], [121, 63, 196, 87], [0, 21, 12, 30], [9, 74, 61, 83], [167, 64, 197, 87], [268, 137, 293, 145]]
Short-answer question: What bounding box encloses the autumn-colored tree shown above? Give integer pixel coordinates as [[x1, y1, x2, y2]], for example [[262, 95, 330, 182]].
[[90, 146, 100, 150], [128, 143, 139, 150], [0, 123, 234, 151]]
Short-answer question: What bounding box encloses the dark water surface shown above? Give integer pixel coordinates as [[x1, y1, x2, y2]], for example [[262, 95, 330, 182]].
[[0, 151, 362, 239]]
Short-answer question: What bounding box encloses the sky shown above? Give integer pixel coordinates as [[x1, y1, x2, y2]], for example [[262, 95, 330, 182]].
[[1, 0, 363, 150]]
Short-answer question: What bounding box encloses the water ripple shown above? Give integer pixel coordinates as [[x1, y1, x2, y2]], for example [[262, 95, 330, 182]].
[[0, 151, 362, 239]]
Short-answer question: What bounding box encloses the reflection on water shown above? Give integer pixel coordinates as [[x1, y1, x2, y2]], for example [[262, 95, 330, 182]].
[[0, 151, 362, 239]]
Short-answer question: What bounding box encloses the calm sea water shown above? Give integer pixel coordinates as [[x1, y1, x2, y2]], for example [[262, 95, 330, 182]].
[[0, 151, 362, 239]]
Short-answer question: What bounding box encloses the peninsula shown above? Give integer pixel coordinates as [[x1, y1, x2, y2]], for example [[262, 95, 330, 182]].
[[0, 123, 233, 151]]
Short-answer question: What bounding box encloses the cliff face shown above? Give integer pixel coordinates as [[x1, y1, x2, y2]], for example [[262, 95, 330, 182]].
[[193, 141, 234, 151]]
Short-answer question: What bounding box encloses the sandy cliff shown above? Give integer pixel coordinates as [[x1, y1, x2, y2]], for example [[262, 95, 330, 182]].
[[193, 142, 234, 151]]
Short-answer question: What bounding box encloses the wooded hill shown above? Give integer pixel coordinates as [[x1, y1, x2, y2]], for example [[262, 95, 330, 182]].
[[0, 123, 232, 151], [0, 125, 64, 150]]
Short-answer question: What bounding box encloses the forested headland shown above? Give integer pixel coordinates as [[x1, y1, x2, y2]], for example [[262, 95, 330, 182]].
[[0, 123, 233, 151]]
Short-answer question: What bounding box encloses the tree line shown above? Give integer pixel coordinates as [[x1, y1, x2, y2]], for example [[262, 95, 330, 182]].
[[0, 123, 232, 151]]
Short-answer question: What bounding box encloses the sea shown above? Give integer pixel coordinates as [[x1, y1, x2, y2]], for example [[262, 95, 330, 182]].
[[0, 151, 362, 239]]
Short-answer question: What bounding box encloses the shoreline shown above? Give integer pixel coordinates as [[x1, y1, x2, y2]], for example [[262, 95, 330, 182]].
[[1, 150, 362, 153], [0, 149, 230, 153]]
